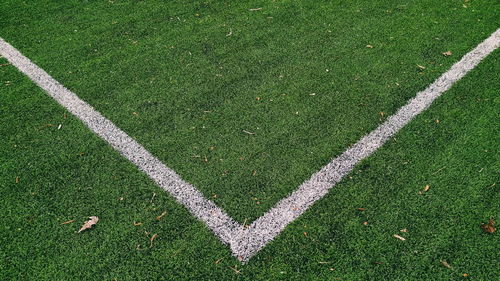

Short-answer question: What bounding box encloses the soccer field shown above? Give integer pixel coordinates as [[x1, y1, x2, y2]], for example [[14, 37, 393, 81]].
[[1, 0, 498, 280]]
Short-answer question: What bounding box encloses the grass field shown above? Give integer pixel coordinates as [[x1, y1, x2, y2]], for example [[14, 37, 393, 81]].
[[1, 0, 499, 280]]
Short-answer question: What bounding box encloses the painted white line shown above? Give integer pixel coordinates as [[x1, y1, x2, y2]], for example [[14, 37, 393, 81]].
[[231, 28, 500, 261], [1, 28, 498, 263], [0, 37, 240, 246]]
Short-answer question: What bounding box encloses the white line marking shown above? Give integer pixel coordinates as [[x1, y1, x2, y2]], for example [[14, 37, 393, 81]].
[[1, 28, 498, 262], [0, 37, 240, 245], [231, 29, 500, 261]]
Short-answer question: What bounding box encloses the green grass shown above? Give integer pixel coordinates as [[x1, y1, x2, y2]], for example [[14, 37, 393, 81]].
[[1, 0, 498, 279]]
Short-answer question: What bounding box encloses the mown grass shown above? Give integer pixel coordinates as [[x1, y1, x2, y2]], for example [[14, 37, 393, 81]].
[[1, 0, 498, 279]]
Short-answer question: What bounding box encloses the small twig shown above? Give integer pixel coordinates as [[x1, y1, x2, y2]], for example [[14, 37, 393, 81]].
[[242, 130, 255, 135], [149, 233, 158, 248], [432, 166, 446, 175], [229, 265, 241, 274], [150, 192, 156, 204], [61, 219, 75, 225], [393, 234, 406, 241], [249, 8, 262, 11], [440, 260, 452, 269], [156, 211, 167, 221]]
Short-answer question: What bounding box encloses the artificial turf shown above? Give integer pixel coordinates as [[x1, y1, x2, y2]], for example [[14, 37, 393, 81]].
[[1, 0, 498, 279]]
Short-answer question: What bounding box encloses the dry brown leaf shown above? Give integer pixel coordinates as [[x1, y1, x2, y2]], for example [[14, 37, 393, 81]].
[[480, 217, 496, 234], [363, 221, 369, 226], [418, 185, 430, 194], [442, 51, 452, 56], [400, 228, 408, 233], [78, 216, 99, 233], [15, 177, 20, 184], [133, 221, 142, 226], [393, 234, 406, 241], [357, 208, 366, 211], [440, 260, 452, 269], [156, 211, 167, 221], [463, 273, 469, 277]]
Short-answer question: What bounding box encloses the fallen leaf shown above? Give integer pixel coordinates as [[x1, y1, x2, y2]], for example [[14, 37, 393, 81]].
[[156, 211, 167, 221], [15, 177, 19, 183], [357, 208, 366, 211], [418, 185, 430, 194], [363, 221, 369, 226], [133, 221, 142, 226], [78, 216, 99, 233], [400, 228, 408, 233], [463, 273, 469, 277], [61, 219, 75, 225], [417, 64, 426, 70], [366, 44, 374, 48], [393, 234, 406, 241], [480, 217, 496, 234], [440, 260, 452, 269], [252, 170, 257, 176], [442, 51, 452, 56]]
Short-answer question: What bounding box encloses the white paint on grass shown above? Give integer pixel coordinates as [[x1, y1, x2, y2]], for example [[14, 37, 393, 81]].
[[0, 37, 240, 245], [1, 28, 498, 263]]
